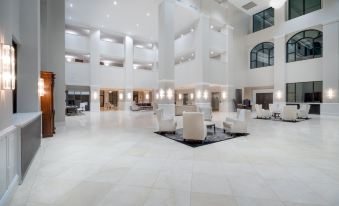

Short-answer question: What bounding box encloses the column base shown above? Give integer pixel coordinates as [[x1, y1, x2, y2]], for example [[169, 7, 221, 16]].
[[158, 103, 175, 119]]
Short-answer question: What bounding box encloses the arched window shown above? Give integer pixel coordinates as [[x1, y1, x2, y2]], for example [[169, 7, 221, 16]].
[[286, 29, 322, 63], [250, 42, 274, 69]]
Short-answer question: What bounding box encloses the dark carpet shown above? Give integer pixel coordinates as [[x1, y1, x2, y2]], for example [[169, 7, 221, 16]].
[[155, 127, 248, 148]]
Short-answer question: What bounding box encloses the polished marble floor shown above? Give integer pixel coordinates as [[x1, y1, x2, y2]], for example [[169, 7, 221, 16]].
[[9, 111, 339, 206]]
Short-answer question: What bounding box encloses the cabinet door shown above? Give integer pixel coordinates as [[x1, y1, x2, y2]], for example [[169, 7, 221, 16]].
[[0, 136, 7, 198]]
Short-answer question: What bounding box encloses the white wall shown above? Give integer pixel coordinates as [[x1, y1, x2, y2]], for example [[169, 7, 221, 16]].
[[246, 66, 274, 87], [65, 33, 89, 53], [65, 63, 90, 86], [286, 58, 323, 83], [134, 47, 156, 63], [175, 32, 195, 56], [100, 41, 124, 59], [175, 60, 201, 87], [94, 67, 125, 88], [133, 69, 158, 89]]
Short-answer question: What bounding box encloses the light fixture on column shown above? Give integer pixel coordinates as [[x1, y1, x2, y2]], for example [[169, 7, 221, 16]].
[[159, 89, 165, 99], [119, 92, 124, 100], [156, 93, 159, 100], [145, 92, 150, 100], [0, 44, 15, 90], [276, 90, 282, 100], [203, 90, 208, 100], [178, 93, 182, 100], [222, 91, 227, 100], [269, 0, 287, 9], [93, 92, 98, 100], [167, 88, 173, 100], [127, 92, 132, 100], [190, 93, 194, 100], [327, 88, 335, 99], [38, 78, 45, 96], [196, 90, 202, 99]]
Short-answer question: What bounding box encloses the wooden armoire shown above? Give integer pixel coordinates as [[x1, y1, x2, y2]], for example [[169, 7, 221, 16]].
[[40, 71, 55, 138]]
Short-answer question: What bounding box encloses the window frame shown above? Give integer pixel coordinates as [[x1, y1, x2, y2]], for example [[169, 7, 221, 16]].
[[286, 81, 323, 103], [286, 29, 322, 63], [288, 0, 321, 20], [250, 42, 274, 69], [252, 7, 274, 33]]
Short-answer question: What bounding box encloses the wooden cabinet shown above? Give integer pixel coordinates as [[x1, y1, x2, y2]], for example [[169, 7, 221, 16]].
[[40, 71, 55, 138]]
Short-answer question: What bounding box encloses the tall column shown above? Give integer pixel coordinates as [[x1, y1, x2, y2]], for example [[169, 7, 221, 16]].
[[90, 30, 101, 112], [224, 25, 235, 112], [122, 36, 134, 111], [273, 35, 286, 104], [158, 0, 175, 118], [322, 20, 339, 115]]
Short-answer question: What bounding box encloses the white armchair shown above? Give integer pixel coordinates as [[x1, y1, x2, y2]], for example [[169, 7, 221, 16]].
[[255, 104, 271, 119], [77, 102, 87, 113], [297, 104, 310, 119], [281, 105, 298, 122], [130, 101, 140, 111], [198, 106, 212, 121], [183, 112, 207, 141], [223, 109, 248, 134], [155, 109, 177, 133]]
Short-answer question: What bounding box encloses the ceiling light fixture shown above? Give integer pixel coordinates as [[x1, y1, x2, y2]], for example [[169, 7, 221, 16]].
[[210, 25, 214, 29], [113, 1, 118, 6], [146, 12, 151, 17], [70, 3, 73, 8], [269, 0, 286, 9], [191, 28, 194, 32]]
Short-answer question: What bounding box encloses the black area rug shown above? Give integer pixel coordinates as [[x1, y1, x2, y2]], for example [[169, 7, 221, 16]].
[[155, 127, 248, 148]]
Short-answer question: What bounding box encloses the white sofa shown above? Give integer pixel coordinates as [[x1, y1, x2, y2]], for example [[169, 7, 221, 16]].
[[155, 109, 177, 133], [223, 109, 248, 135], [297, 104, 311, 119], [281, 105, 298, 122], [255, 104, 271, 119], [198, 106, 212, 121], [183, 112, 207, 141]]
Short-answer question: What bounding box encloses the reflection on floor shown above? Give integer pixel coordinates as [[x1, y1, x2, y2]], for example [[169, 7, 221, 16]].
[[9, 111, 339, 206]]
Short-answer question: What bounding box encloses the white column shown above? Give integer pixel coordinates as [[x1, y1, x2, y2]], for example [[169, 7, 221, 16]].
[[158, 0, 175, 118], [273, 35, 286, 104], [322, 20, 339, 115], [121, 36, 134, 111], [89, 30, 101, 112]]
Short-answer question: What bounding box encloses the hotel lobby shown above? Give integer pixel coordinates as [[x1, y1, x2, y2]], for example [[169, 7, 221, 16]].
[[1, 0, 339, 206]]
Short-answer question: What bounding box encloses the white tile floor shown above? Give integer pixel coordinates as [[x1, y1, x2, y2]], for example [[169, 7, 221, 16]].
[[8, 111, 339, 206]]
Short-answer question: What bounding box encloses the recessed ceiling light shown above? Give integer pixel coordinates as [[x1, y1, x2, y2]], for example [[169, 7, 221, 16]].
[[70, 3, 73, 8], [113, 1, 117, 6], [210, 51, 214, 55], [210, 25, 214, 29], [191, 28, 194, 32], [146, 12, 151, 17]]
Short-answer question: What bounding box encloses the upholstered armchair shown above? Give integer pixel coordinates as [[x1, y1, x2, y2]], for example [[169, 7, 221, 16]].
[[130, 101, 140, 111], [155, 109, 177, 133], [297, 104, 310, 119], [255, 104, 271, 119], [183, 112, 207, 141], [281, 105, 298, 122], [223, 109, 248, 134], [198, 106, 213, 121]]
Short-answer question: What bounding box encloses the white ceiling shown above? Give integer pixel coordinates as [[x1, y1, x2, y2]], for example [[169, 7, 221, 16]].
[[65, 0, 199, 42]]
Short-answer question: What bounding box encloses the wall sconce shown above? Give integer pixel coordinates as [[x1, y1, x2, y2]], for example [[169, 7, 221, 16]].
[[0, 44, 15, 90], [222, 91, 227, 100], [167, 88, 173, 100], [119, 92, 124, 100], [190, 93, 194, 100], [178, 93, 182, 100], [328, 88, 335, 99], [196, 90, 202, 99], [145, 92, 150, 100], [127, 92, 132, 100], [159, 89, 165, 99], [38, 78, 45, 96], [276, 90, 282, 100], [156, 93, 159, 100], [203, 90, 208, 100], [93, 91, 98, 100]]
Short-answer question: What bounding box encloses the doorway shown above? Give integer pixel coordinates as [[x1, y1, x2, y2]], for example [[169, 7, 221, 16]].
[[256, 93, 273, 110], [211, 92, 220, 111], [12, 41, 18, 113]]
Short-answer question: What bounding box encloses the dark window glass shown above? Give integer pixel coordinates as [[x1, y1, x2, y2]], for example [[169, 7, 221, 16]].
[[250, 42, 274, 69], [253, 7, 274, 33], [286, 81, 322, 103], [286, 29, 322, 63], [289, 0, 321, 20]]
